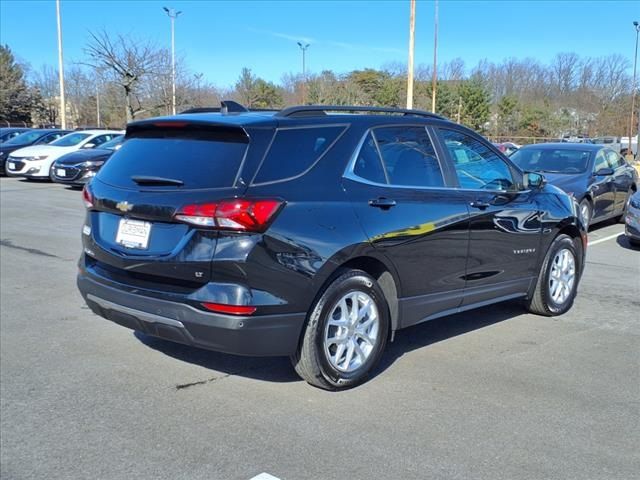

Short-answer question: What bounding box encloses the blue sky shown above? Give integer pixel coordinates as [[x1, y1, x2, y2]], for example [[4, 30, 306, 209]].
[[0, 0, 638, 88]]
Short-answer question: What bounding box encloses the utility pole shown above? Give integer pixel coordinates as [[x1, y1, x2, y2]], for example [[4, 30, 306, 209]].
[[96, 81, 100, 127], [431, 0, 439, 113], [56, 0, 66, 129], [163, 7, 182, 115], [629, 21, 640, 158], [406, 0, 416, 109], [297, 42, 310, 104]]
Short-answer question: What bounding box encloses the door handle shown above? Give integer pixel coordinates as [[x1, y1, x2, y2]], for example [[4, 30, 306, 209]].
[[369, 197, 397, 209], [470, 200, 490, 210]]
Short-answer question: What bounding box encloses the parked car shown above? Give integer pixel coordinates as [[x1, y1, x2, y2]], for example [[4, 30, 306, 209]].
[[624, 191, 640, 247], [0, 127, 31, 143], [51, 135, 124, 187], [0, 129, 71, 175], [494, 142, 520, 156], [77, 102, 586, 390], [510, 143, 638, 228], [561, 134, 592, 144], [5, 130, 122, 180]]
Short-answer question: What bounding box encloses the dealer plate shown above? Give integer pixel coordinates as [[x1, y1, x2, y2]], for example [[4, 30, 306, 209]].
[[56, 168, 66, 177], [115, 218, 151, 249]]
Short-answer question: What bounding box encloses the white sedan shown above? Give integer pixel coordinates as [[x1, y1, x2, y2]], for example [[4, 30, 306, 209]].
[[5, 130, 122, 179]]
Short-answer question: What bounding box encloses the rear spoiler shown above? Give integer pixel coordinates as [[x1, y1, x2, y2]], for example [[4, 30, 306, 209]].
[[125, 120, 250, 143]]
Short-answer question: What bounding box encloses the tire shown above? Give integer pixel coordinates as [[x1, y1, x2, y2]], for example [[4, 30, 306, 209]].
[[527, 234, 581, 316], [579, 199, 592, 230], [291, 269, 390, 390], [617, 190, 632, 224]]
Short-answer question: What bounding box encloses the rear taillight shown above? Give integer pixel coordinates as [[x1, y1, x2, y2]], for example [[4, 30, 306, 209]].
[[82, 185, 94, 209], [175, 199, 283, 232]]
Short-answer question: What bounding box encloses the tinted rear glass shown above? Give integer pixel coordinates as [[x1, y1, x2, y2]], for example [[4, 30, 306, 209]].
[[97, 126, 248, 189], [253, 126, 346, 184]]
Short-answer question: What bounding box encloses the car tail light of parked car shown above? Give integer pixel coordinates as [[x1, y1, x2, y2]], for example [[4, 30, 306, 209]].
[[175, 199, 283, 231], [82, 185, 94, 209]]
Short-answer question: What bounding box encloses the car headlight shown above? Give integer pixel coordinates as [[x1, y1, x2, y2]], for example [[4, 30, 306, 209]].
[[79, 160, 105, 168], [25, 155, 49, 161], [630, 197, 640, 210], [0, 152, 4, 157]]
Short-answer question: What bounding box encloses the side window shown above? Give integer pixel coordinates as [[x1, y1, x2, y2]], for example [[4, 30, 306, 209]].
[[39, 133, 59, 144], [91, 135, 110, 146], [372, 126, 444, 187], [605, 150, 623, 169], [593, 151, 608, 172], [253, 126, 345, 184], [353, 132, 387, 184], [439, 129, 514, 190]]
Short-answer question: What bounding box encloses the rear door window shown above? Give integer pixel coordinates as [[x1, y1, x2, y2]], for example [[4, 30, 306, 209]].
[[252, 126, 346, 184], [373, 126, 444, 187], [97, 126, 249, 189]]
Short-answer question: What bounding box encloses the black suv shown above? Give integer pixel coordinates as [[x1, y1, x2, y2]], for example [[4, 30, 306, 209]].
[[78, 102, 586, 389]]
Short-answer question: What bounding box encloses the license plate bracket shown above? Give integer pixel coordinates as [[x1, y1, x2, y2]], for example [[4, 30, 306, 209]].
[[115, 218, 151, 249]]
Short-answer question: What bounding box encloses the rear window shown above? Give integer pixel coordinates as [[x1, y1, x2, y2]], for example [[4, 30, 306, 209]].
[[252, 126, 346, 184], [97, 126, 249, 189]]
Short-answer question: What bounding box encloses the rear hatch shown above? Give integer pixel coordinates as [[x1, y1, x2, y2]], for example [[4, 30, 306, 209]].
[[85, 121, 258, 287]]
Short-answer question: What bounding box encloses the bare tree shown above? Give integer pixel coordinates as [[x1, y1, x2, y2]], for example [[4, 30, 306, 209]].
[[84, 30, 165, 122]]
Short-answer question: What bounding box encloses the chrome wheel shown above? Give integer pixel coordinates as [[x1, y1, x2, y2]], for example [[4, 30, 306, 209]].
[[580, 203, 590, 228], [548, 248, 576, 305], [324, 291, 380, 373]]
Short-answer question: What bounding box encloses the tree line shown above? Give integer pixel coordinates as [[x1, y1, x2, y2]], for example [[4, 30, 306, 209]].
[[0, 33, 634, 139]]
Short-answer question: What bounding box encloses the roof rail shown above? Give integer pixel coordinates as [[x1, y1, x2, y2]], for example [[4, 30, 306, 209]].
[[275, 105, 446, 120]]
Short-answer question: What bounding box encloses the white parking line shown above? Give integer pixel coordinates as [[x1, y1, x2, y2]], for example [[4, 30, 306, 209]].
[[249, 474, 281, 480], [588, 232, 622, 246]]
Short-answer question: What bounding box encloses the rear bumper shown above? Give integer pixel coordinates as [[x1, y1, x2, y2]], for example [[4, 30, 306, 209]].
[[77, 273, 306, 356]]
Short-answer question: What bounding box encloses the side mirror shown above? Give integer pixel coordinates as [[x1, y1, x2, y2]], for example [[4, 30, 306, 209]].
[[594, 167, 614, 176], [524, 171, 546, 189], [82, 143, 96, 149]]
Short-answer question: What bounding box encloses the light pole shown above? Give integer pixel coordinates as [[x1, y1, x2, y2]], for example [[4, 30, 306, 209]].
[[297, 42, 310, 104], [163, 7, 182, 115], [629, 21, 640, 157], [55, 0, 66, 129], [406, 0, 416, 109], [431, 0, 439, 113]]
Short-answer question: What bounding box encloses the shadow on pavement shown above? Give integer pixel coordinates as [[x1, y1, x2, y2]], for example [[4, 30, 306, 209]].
[[134, 299, 527, 387], [616, 234, 640, 251]]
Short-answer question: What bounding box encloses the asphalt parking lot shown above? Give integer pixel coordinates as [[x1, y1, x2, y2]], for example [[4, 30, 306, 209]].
[[1, 177, 638, 480]]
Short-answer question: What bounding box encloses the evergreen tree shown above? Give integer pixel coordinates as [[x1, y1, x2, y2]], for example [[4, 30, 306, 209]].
[[0, 45, 35, 123], [458, 80, 491, 131]]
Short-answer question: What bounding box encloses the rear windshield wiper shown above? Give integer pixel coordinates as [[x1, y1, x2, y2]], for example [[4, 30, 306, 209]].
[[131, 175, 184, 186]]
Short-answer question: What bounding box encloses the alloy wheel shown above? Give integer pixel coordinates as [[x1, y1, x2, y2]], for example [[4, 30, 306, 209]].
[[548, 248, 576, 305], [323, 291, 380, 373]]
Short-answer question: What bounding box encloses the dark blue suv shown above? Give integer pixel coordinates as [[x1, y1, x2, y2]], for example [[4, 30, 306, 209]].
[[77, 102, 586, 389]]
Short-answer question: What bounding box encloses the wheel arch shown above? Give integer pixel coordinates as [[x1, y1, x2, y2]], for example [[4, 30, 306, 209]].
[[312, 251, 402, 336]]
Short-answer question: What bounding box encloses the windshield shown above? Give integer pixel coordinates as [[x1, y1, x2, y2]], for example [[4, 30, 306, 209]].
[[50, 132, 91, 147], [100, 135, 124, 151], [5, 131, 46, 145], [510, 147, 591, 174]]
